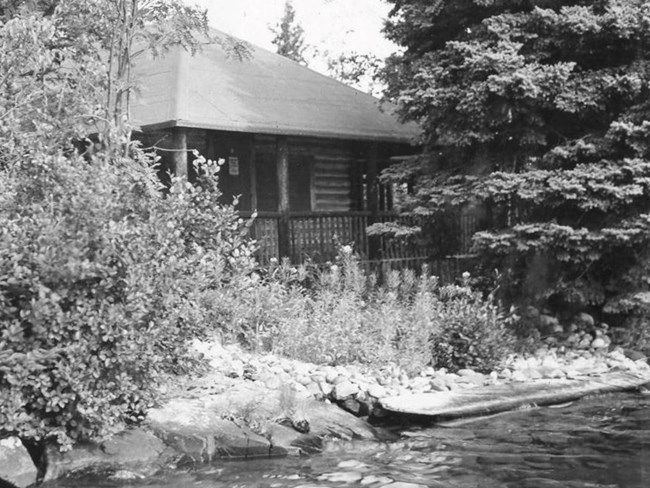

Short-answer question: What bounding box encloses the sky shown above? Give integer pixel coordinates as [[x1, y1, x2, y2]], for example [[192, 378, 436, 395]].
[[186, 0, 398, 74]]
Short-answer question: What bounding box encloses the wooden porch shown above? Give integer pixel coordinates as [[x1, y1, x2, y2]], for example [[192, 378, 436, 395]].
[[246, 210, 431, 265], [245, 210, 481, 282], [140, 127, 483, 280]]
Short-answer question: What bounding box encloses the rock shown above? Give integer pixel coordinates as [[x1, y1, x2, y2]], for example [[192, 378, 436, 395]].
[[147, 398, 281, 463], [430, 377, 448, 391], [590, 337, 608, 349], [457, 369, 477, 377], [318, 381, 333, 397], [624, 349, 647, 362], [361, 475, 394, 485], [367, 384, 387, 399], [324, 368, 339, 384], [339, 398, 369, 417], [43, 428, 169, 482], [524, 305, 541, 321], [337, 459, 370, 470], [333, 380, 359, 401], [318, 471, 364, 483], [575, 312, 595, 329], [306, 382, 323, 399], [383, 482, 428, 488], [576, 334, 593, 349], [0, 437, 37, 488], [539, 314, 559, 333]]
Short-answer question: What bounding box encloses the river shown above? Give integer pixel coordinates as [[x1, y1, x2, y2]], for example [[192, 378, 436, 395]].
[[47, 391, 649, 488]]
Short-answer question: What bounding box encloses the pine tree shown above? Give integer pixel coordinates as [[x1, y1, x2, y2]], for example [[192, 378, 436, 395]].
[[382, 0, 650, 324], [271, 0, 308, 65]]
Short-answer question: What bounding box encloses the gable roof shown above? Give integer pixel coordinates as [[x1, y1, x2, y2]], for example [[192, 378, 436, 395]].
[[130, 30, 420, 144]]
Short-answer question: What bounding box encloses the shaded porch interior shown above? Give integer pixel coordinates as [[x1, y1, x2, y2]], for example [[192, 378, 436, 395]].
[[139, 127, 443, 264]]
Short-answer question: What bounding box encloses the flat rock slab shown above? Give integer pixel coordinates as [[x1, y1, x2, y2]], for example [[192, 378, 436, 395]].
[[43, 428, 169, 482], [380, 369, 650, 419]]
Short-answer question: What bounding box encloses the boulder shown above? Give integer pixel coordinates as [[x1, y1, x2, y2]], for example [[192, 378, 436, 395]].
[[146, 398, 281, 463], [539, 314, 560, 334], [575, 312, 595, 330], [43, 428, 169, 482], [333, 380, 359, 401], [0, 437, 37, 488]]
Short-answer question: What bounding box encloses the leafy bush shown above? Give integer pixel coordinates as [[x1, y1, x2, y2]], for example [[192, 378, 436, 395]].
[[0, 150, 255, 448], [228, 247, 516, 375]]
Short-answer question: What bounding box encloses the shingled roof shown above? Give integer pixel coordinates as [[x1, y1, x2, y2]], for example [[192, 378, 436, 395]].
[[130, 30, 420, 143]]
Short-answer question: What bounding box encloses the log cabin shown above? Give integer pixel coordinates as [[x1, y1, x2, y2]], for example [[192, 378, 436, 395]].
[[130, 30, 426, 265]]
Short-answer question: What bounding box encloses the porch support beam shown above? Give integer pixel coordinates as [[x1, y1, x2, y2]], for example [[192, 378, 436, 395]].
[[171, 127, 188, 179], [367, 142, 380, 260], [276, 136, 291, 259]]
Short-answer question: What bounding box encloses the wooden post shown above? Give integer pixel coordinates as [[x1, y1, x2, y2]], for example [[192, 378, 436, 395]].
[[367, 142, 380, 260], [276, 136, 291, 259], [171, 127, 188, 179], [249, 135, 258, 211]]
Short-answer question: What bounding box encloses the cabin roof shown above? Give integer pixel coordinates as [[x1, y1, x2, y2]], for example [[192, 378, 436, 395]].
[[130, 30, 420, 144]]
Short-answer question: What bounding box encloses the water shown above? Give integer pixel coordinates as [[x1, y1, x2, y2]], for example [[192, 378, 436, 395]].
[[49, 392, 650, 488]]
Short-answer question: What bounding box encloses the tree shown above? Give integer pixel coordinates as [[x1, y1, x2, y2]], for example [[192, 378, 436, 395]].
[[382, 1, 650, 324], [327, 51, 384, 96], [0, 0, 255, 449], [270, 0, 308, 64], [0, 0, 217, 164]]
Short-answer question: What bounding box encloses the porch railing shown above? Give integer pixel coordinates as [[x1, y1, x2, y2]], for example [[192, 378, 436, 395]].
[[243, 211, 435, 265]]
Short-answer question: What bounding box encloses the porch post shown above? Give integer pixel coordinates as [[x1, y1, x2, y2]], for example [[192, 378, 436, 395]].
[[171, 127, 188, 179], [276, 136, 291, 259], [367, 142, 380, 260]]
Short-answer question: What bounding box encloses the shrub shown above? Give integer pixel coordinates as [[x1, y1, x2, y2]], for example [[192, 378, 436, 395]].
[[0, 149, 255, 448], [242, 247, 516, 375]]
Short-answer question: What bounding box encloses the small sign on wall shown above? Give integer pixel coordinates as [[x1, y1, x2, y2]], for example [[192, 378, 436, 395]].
[[228, 156, 239, 176]]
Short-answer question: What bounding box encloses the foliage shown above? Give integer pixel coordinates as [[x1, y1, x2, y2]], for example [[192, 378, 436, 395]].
[[270, 0, 308, 65], [327, 51, 385, 96], [0, 151, 255, 448], [0, 0, 256, 449], [381, 0, 650, 318], [217, 247, 516, 374], [0, 0, 211, 165]]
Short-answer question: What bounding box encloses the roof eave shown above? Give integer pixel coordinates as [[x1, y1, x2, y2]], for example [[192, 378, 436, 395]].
[[137, 119, 420, 145]]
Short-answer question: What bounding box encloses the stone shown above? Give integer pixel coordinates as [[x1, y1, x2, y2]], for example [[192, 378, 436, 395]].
[[539, 314, 559, 333], [324, 368, 339, 384], [306, 381, 323, 399], [430, 377, 448, 392], [44, 428, 168, 482], [0, 437, 37, 488], [383, 482, 428, 488], [457, 368, 477, 377], [339, 398, 369, 417], [318, 381, 333, 397], [575, 312, 595, 329], [147, 398, 279, 463], [367, 384, 387, 399], [624, 349, 647, 362], [590, 337, 608, 349], [333, 380, 359, 401], [524, 305, 541, 320], [337, 459, 370, 470], [361, 475, 394, 485], [317, 471, 363, 483]]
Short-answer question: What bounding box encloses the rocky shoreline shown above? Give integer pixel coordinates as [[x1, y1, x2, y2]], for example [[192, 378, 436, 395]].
[[1, 336, 648, 487]]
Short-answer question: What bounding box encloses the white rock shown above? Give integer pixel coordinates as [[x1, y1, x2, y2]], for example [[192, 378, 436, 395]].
[[367, 384, 387, 399], [318, 381, 333, 397], [333, 380, 359, 400]]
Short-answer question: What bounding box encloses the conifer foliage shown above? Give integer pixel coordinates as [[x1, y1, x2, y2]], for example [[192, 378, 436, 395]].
[[383, 0, 650, 320], [271, 0, 308, 65]]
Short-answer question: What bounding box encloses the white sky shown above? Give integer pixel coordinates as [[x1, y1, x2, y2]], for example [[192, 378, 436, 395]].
[[186, 0, 398, 73]]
